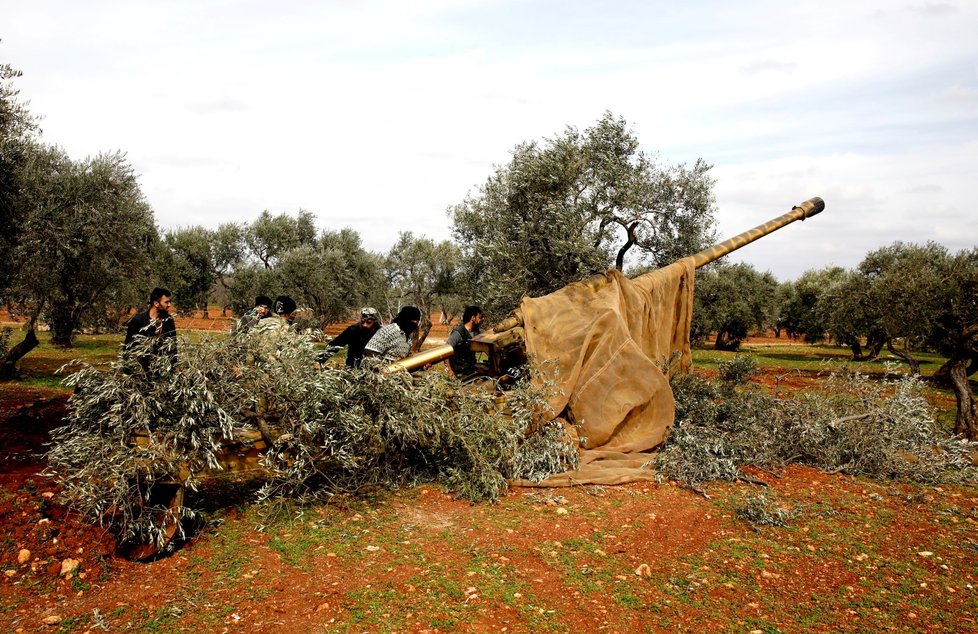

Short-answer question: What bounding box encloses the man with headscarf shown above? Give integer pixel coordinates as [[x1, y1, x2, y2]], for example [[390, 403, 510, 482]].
[[317, 307, 381, 368], [364, 306, 421, 363]]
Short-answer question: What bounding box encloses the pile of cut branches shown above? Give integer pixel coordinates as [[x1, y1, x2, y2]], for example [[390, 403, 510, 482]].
[[47, 331, 577, 550], [656, 355, 977, 487]]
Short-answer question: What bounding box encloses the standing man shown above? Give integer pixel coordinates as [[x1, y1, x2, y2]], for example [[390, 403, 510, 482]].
[[124, 287, 177, 349], [364, 306, 421, 363], [123, 288, 177, 372], [317, 307, 381, 368], [232, 295, 273, 335], [447, 305, 483, 379]]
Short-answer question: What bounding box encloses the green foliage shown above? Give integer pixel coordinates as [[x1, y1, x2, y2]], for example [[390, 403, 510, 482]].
[[450, 112, 716, 320], [228, 226, 381, 326], [777, 266, 849, 343], [7, 145, 157, 345], [160, 226, 215, 313], [692, 262, 778, 350], [716, 353, 760, 386], [0, 58, 40, 296], [657, 365, 977, 487], [243, 209, 317, 269], [48, 331, 577, 548]]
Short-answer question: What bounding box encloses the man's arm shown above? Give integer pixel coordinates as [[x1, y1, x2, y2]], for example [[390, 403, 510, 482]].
[[123, 313, 145, 347]]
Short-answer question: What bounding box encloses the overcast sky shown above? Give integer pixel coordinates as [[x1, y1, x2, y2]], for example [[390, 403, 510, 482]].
[[4, 0, 977, 280]]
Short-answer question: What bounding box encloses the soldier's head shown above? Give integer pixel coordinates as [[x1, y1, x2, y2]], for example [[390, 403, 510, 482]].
[[274, 295, 297, 318], [148, 287, 172, 314], [462, 305, 483, 327], [255, 295, 273, 318], [393, 306, 421, 335], [360, 307, 379, 328]]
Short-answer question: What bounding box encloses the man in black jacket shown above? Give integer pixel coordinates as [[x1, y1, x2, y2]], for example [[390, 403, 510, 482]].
[[124, 287, 177, 362], [447, 305, 483, 379], [317, 307, 381, 368]]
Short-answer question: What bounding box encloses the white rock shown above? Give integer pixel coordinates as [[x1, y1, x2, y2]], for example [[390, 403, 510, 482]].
[[60, 559, 79, 576]]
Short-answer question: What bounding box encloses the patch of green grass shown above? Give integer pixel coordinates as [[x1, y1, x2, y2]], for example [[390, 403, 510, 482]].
[[612, 588, 643, 609], [692, 343, 947, 378]]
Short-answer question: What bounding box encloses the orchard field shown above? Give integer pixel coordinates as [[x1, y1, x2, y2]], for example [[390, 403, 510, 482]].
[[0, 317, 975, 633]]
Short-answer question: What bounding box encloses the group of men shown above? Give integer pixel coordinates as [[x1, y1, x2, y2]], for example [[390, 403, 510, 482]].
[[125, 287, 485, 378], [231, 294, 298, 336]]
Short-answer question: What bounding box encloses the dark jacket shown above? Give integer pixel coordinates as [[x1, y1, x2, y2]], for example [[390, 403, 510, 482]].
[[447, 323, 477, 376], [124, 310, 177, 349], [328, 322, 380, 367]]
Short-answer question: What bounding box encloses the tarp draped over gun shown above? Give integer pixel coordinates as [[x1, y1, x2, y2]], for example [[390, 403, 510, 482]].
[[513, 259, 696, 486]]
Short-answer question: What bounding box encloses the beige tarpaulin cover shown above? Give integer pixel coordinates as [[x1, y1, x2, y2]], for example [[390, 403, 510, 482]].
[[512, 259, 695, 486]]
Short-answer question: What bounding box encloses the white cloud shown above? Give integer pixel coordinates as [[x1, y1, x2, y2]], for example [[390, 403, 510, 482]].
[[3, 0, 976, 280]]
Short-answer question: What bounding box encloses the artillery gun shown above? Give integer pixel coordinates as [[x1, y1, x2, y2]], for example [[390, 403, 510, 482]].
[[387, 196, 825, 376], [122, 196, 824, 559]]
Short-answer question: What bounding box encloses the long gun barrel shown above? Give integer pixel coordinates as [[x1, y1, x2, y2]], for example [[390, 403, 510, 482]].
[[385, 196, 825, 374], [688, 196, 824, 268]]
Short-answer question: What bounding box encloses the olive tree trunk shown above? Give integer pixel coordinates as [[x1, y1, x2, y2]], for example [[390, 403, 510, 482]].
[[886, 339, 920, 375], [1, 317, 40, 379]]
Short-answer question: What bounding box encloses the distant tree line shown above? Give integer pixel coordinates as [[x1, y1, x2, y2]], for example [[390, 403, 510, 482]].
[[693, 244, 977, 439], [2, 59, 973, 437]]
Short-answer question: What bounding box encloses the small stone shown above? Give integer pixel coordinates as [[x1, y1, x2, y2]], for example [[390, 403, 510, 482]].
[[917, 551, 933, 557], [365, 546, 380, 552], [42, 615, 62, 625], [4, 570, 15, 578], [60, 559, 79, 576], [18, 549, 31, 564], [556, 507, 569, 515], [41, 492, 54, 499], [634, 563, 651, 577]]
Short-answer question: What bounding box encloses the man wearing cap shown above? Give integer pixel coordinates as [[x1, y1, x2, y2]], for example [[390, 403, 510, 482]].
[[364, 306, 421, 363], [317, 307, 381, 368], [252, 295, 298, 335], [232, 295, 273, 336]]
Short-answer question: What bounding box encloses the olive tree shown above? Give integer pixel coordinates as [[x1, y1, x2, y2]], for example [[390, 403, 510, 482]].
[[209, 222, 246, 314], [383, 232, 462, 348], [230, 228, 382, 327], [776, 266, 848, 343], [244, 209, 317, 269], [926, 248, 978, 439], [160, 226, 214, 317], [0, 59, 39, 294], [6, 146, 156, 354], [692, 262, 779, 351], [449, 112, 717, 319]]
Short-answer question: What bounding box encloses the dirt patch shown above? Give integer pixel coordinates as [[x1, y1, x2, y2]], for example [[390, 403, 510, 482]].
[[1, 350, 976, 631]]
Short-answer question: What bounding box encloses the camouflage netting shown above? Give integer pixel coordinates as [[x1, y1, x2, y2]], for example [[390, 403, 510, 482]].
[[47, 331, 578, 550], [515, 260, 695, 485]]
